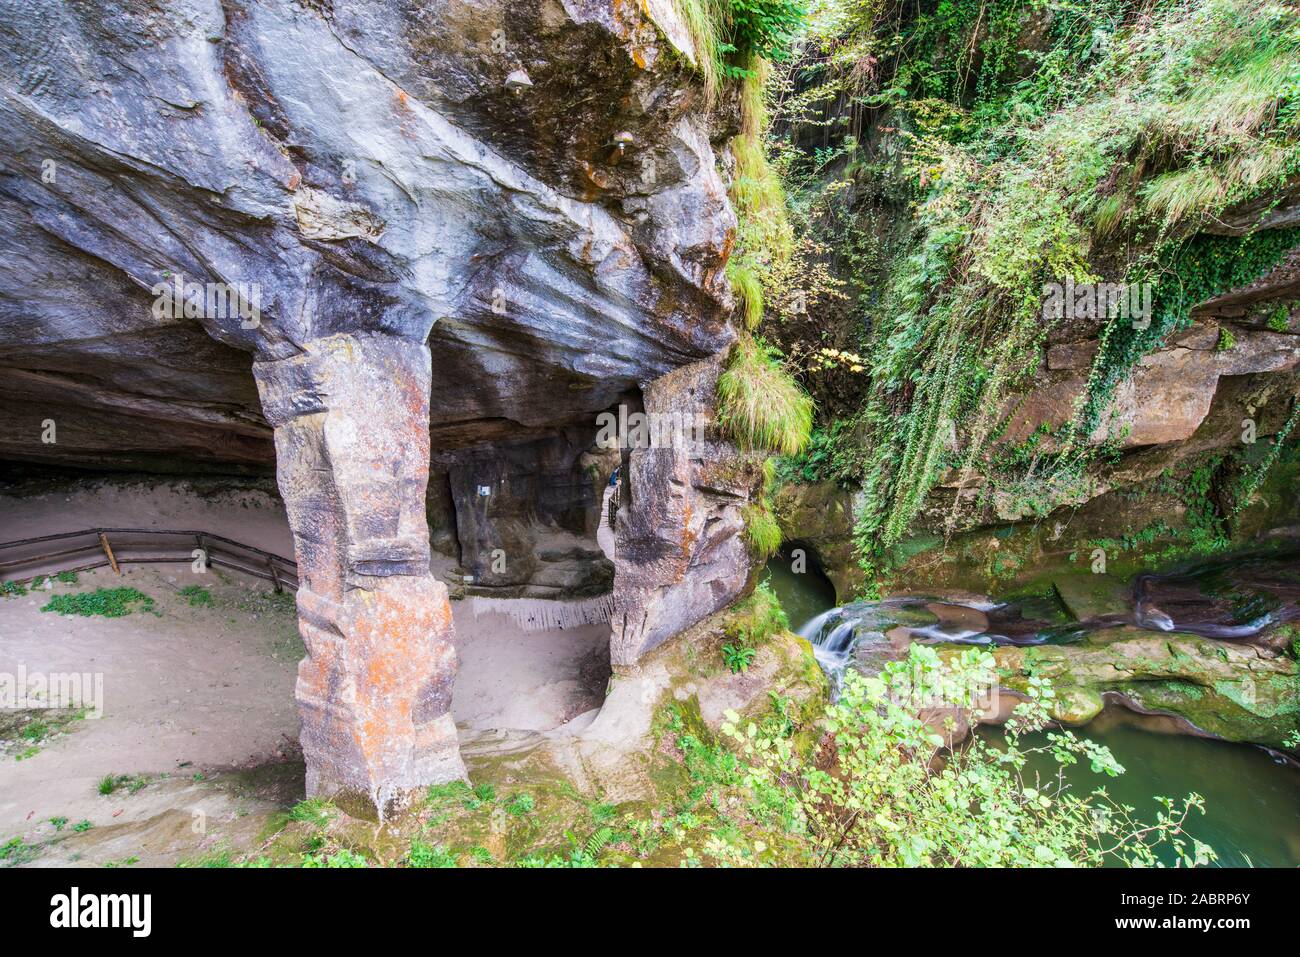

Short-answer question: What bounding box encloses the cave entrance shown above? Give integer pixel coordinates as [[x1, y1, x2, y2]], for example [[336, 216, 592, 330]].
[[426, 446, 619, 736], [762, 542, 838, 634]]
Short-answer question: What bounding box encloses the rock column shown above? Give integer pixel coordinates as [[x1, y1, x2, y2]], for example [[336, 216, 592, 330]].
[[253, 333, 465, 816], [610, 355, 762, 667]]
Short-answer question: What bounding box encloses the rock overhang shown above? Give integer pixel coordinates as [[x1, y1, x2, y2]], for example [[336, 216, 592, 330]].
[[0, 0, 738, 470]]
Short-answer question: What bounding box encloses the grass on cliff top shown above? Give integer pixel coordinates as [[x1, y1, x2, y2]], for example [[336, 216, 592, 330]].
[[717, 335, 813, 456]]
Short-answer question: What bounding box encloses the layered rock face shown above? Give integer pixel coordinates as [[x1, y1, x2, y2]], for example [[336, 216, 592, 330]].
[[0, 0, 750, 801], [255, 334, 465, 813], [611, 355, 763, 666]]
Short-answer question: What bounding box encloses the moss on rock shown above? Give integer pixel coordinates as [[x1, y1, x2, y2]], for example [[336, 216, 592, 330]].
[[993, 628, 1300, 748]]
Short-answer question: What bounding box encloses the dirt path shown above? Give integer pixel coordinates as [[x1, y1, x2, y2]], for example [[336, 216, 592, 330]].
[[0, 475, 611, 865], [0, 566, 302, 846]]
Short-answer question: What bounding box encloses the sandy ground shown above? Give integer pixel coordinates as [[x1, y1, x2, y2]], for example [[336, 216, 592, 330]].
[[0, 475, 611, 865]]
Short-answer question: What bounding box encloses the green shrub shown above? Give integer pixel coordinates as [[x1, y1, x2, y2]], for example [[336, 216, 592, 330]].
[[721, 644, 1216, 867], [728, 0, 807, 62], [41, 587, 154, 618], [302, 849, 367, 868], [408, 840, 458, 868]]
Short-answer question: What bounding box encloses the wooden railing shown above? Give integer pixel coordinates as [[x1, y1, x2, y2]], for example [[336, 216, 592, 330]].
[[0, 527, 298, 591]]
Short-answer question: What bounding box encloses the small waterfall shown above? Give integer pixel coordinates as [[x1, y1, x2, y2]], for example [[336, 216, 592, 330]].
[[800, 547, 1300, 691]]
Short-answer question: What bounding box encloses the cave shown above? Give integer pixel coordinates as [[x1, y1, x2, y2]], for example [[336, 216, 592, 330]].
[[0, 0, 767, 816], [3, 0, 1299, 881]]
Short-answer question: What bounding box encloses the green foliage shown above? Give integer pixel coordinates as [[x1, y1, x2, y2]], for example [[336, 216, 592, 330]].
[[71, 820, 93, 833], [97, 773, 147, 796], [673, 0, 807, 98], [1075, 230, 1300, 440], [0, 580, 27, 598], [719, 581, 787, 673], [1267, 305, 1291, 332], [777, 0, 1300, 583], [742, 502, 783, 557], [427, 780, 471, 803], [727, 258, 765, 331], [288, 798, 336, 827], [0, 836, 40, 866], [729, 0, 808, 63], [721, 644, 1216, 866], [302, 848, 368, 868], [408, 840, 458, 868], [179, 585, 213, 607], [776, 420, 855, 484], [1230, 400, 1300, 518], [722, 643, 758, 673], [41, 587, 154, 618], [179, 847, 237, 868], [723, 581, 789, 647], [674, 0, 729, 100], [505, 792, 536, 816], [464, 781, 496, 810], [717, 336, 814, 455]]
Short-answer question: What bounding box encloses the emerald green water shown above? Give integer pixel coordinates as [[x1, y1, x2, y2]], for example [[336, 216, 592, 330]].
[[761, 551, 837, 633], [763, 551, 1300, 868], [976, 713, 1300, 867]]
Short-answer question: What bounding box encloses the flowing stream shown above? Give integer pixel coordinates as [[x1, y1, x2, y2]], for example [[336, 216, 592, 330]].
[[771, 546, 1300, 688], [761, 547, 1300, 868]]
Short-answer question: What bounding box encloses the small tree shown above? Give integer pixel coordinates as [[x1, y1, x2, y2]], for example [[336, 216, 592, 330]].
[[722, 644, 1214, 867]]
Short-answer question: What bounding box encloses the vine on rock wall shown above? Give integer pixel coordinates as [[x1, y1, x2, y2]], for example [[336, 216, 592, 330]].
[[767, 0, 1300, 584]]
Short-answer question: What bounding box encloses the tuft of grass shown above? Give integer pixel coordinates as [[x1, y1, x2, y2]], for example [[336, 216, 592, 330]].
[[1266, 305, 1290, 332], [42, 587, 154, 618], [288, 798, 336, 827], [723, 580, 788, 648], [180, 846, 236, 868], [673, 0, 729, 102], [1216, 326, 1238, 351], [178, 585, 213, 607], [717, 336, 813, 455], [464, 781, 496, 810], [427, 780, 471, 803], [0, 581, 28, 598], [97, 773, 148, 796], [727, 259, 764, 330], [742, 503, 782, 558]]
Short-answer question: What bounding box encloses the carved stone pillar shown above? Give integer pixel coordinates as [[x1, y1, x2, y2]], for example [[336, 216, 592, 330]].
[[254, 333, 465, 816], [610, 355, 762, 667]]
